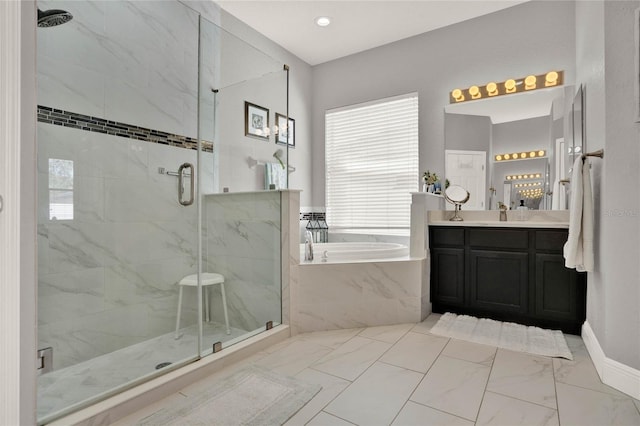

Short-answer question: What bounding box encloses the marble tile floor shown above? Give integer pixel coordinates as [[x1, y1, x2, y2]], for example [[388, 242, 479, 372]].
[[113, 313, 640, 426], [38, 321, 250, 422]]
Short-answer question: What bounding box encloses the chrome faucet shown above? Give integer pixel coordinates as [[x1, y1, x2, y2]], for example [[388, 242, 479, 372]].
[[304, 230, 314, 261]]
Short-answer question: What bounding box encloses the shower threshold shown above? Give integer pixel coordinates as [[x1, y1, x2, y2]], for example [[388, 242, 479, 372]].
[[37, 321, 249, 424]]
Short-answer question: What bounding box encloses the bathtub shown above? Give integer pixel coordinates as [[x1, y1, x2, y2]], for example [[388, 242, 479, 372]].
[[296, 242, 427, 333], [300, 242, 409, 263]]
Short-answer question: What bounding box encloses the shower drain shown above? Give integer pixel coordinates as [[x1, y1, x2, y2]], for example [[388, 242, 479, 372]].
[[155, 362, 172, 370]]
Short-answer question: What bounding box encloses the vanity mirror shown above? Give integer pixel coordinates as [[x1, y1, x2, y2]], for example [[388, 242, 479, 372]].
[[444, 185, 470, 221], [444, 84, 583, 211]]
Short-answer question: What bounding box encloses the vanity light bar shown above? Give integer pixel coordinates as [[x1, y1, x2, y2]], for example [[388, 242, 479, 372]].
[[495, 150, 546, 162], [450, 70, 563, 104], [514, 182, 542, 188], [505, 173, 542, 181]]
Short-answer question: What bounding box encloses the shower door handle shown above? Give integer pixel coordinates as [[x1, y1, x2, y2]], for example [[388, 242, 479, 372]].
[[177, 163, 194, 206]]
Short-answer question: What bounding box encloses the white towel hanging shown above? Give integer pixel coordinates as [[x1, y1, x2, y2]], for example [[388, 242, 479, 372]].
[[563, 157, 594, 272]]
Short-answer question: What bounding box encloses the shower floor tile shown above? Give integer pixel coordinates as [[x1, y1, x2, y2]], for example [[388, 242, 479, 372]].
[[37, 321, 249, 421]]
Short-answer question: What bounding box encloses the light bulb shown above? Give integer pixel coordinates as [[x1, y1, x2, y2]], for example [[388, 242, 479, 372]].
[[452, 89, 464, 102], [524, 75, 537, 90], [315, 16, 331, 27], [469, 85, 481, 99], [486, 82, 498, 96]]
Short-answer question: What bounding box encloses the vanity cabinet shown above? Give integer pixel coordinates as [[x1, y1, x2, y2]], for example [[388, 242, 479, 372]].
[[429, 226, 586, 334]]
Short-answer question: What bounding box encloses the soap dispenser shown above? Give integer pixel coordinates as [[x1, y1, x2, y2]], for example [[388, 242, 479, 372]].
[[516, 200, 528, 221]]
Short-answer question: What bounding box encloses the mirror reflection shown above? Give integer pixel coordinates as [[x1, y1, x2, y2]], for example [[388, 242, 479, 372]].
[[444, 85, 579, 210]]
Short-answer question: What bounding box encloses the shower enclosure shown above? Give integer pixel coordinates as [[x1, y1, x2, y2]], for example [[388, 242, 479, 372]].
[[35, 1, 288, 423]]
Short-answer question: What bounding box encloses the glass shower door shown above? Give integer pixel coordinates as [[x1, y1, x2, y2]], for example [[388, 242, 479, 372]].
[[198, 16, 287, 357], [36, 1, 203, 422]]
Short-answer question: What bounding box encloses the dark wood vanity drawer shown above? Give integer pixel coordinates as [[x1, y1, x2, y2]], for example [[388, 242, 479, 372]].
[[469, 228, 528, 250], [430, 227, 465, 247], [535, 230, 569, 252]]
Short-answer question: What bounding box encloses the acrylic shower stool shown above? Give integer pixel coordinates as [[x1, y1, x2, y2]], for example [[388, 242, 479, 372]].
[[174, 272, 230, 339]]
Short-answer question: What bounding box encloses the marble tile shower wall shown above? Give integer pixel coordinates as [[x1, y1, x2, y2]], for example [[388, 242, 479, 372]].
[[36, 0, 214, 369], [37, 0, 201, 139], [203, 193, 282, 332], [37, 123, 214, 370]]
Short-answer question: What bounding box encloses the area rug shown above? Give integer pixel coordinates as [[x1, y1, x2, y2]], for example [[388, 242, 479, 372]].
[[430, 312, 573, 360], [138, 366, 321, 426]]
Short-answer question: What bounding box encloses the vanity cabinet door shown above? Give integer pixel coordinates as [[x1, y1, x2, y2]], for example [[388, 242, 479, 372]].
[[469, 250, 528, 314], [534, 253, 584, 322], [431, 248, 465, 306]]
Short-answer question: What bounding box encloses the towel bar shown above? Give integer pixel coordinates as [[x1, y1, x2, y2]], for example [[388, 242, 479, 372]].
[[582, 148, 604, 159]]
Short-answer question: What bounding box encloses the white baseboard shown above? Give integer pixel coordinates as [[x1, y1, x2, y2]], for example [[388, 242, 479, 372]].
[[582, 321, 640, 400]]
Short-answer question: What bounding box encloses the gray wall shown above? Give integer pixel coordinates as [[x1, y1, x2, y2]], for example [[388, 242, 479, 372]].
[[311, 1, 576, 208], [576, 0, 640, 370]]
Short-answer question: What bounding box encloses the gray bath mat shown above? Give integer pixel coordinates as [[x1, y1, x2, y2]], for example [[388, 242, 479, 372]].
[[138, 366, 321, 425], [431, 312, 573, 360]]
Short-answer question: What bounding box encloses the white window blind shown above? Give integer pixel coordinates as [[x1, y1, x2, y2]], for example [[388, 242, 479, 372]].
[[326, 93, 419, 230]]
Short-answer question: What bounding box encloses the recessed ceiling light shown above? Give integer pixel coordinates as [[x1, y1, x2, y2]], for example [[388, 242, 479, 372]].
[[315, 16, 331, 27]]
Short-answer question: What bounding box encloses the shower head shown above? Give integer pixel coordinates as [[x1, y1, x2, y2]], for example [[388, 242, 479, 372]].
[[38, 8, 73, 27]]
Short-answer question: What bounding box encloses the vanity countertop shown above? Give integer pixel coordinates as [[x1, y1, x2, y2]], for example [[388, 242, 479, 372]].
[[427, 210, 569, 229]]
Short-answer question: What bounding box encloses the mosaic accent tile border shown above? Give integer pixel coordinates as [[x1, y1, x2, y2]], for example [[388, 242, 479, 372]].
[[37, 105, 213, 152]]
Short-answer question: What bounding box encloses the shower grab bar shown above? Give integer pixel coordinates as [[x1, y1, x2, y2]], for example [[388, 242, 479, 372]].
[[177, 163, 194, 206]]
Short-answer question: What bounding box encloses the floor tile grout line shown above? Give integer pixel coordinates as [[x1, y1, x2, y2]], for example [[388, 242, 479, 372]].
[[357, 323, 414, 345], [483, 390, 560, 414], [302, 323, 428, 425], [556, 380, 636, 400], [319, 409, 358, 425], [404, 399, 478, 424], [551, 352, 562, 426], [473, 343, 498, 423], [405, 334, 451, 403]]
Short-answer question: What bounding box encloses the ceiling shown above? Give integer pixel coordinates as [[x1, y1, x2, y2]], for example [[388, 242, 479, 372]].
[[217, 0, 529, 66]]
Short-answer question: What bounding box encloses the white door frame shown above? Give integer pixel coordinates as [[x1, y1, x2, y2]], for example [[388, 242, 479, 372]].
[[0, 2, 37, 424], [445, 149, 487, 210]]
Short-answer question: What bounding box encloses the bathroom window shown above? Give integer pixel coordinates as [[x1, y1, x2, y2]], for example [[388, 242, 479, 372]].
[[48, 158, 74, 220], [325, 93, 419, 230]]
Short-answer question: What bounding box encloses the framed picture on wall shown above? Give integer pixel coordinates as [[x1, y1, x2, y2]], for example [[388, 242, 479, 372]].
[[245, 101, 270, 139], [275, 113, 295, 148]]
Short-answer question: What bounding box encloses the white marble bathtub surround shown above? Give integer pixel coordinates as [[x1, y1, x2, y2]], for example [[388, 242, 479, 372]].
[[295, 259, 423, 332], [410, 192, 445, 258]]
